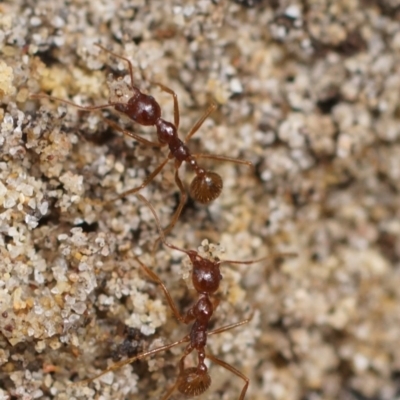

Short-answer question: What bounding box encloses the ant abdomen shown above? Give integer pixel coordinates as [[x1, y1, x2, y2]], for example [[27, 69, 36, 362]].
[[189, 172, 223, 204], [177, 367, 212, 397]]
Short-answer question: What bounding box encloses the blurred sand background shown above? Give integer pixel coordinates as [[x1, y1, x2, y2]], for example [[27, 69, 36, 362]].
[[1, 1, 400, 399]]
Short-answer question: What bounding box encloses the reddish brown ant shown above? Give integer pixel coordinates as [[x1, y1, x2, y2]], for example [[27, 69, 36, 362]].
[[32, 44, 252, 234], [76, 194, 295, 399]]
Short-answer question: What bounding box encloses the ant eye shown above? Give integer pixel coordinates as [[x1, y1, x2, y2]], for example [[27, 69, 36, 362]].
[[189, 172, 223, 204]]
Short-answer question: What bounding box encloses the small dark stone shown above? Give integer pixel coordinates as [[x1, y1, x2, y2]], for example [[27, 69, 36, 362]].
[[233, 0, 264, 8]]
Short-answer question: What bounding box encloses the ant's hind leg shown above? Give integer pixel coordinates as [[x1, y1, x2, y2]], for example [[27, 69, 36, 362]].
[[109, 157, 169, 203], [151, 170, 186, 255], [184, 102, 217, 143], [206, 353, 249, 400], [193, 153, 253, 167], [161, 383, 178, 400], [161, 346, 195, 400], [76, 336, 190, 386], [134, 194, 192, 258], [162, 169, 187, 237], [205, 315, 254, 399]]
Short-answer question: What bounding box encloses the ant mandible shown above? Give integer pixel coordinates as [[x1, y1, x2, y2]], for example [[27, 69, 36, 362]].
[[32, 44, 252, 234], [76, 194, 295, 399]]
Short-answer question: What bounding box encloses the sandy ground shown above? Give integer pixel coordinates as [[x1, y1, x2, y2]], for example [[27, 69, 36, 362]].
[[1, 1, 400, 399]]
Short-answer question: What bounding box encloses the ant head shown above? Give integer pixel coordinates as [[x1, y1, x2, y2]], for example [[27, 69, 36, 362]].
[[126, 92, 161, 125], [189, 172, 223, 204], [189, 253, 222, 294], [177, 367, 211, 397]]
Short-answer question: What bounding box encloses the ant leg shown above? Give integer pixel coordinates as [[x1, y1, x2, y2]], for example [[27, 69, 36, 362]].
[[211, 296, 221, 312], [161, 345, 195, 400], [109, 157, 169, 202], [206, 353, 249, 400], [102, 117, 164, 147], [30, 93, 117, 111], [151, 82, 180, 129], [208, 314, 253, 337], [95, 44, 136, 91], [76, 335, 190, 385], [201, 317, 254, 400], [161, 382, 179, 400], [162, 169, 187, 237], [135, 194, 193, 258], [184, 103, 217, 143], [150, 169, 186, 254], [134, 256, 190, 324], [193, 153, 253, 167]]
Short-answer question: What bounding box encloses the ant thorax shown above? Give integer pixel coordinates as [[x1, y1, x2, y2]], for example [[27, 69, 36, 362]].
[[106, 75, 135, 105]]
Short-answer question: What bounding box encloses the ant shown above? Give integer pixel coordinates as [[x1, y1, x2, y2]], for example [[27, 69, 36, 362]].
[[76, 194, 295, 399], [32, 44, 252, 234]]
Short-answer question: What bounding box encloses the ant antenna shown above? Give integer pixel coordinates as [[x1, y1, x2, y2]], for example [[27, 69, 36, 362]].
[[136, 193, 296, 264]]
